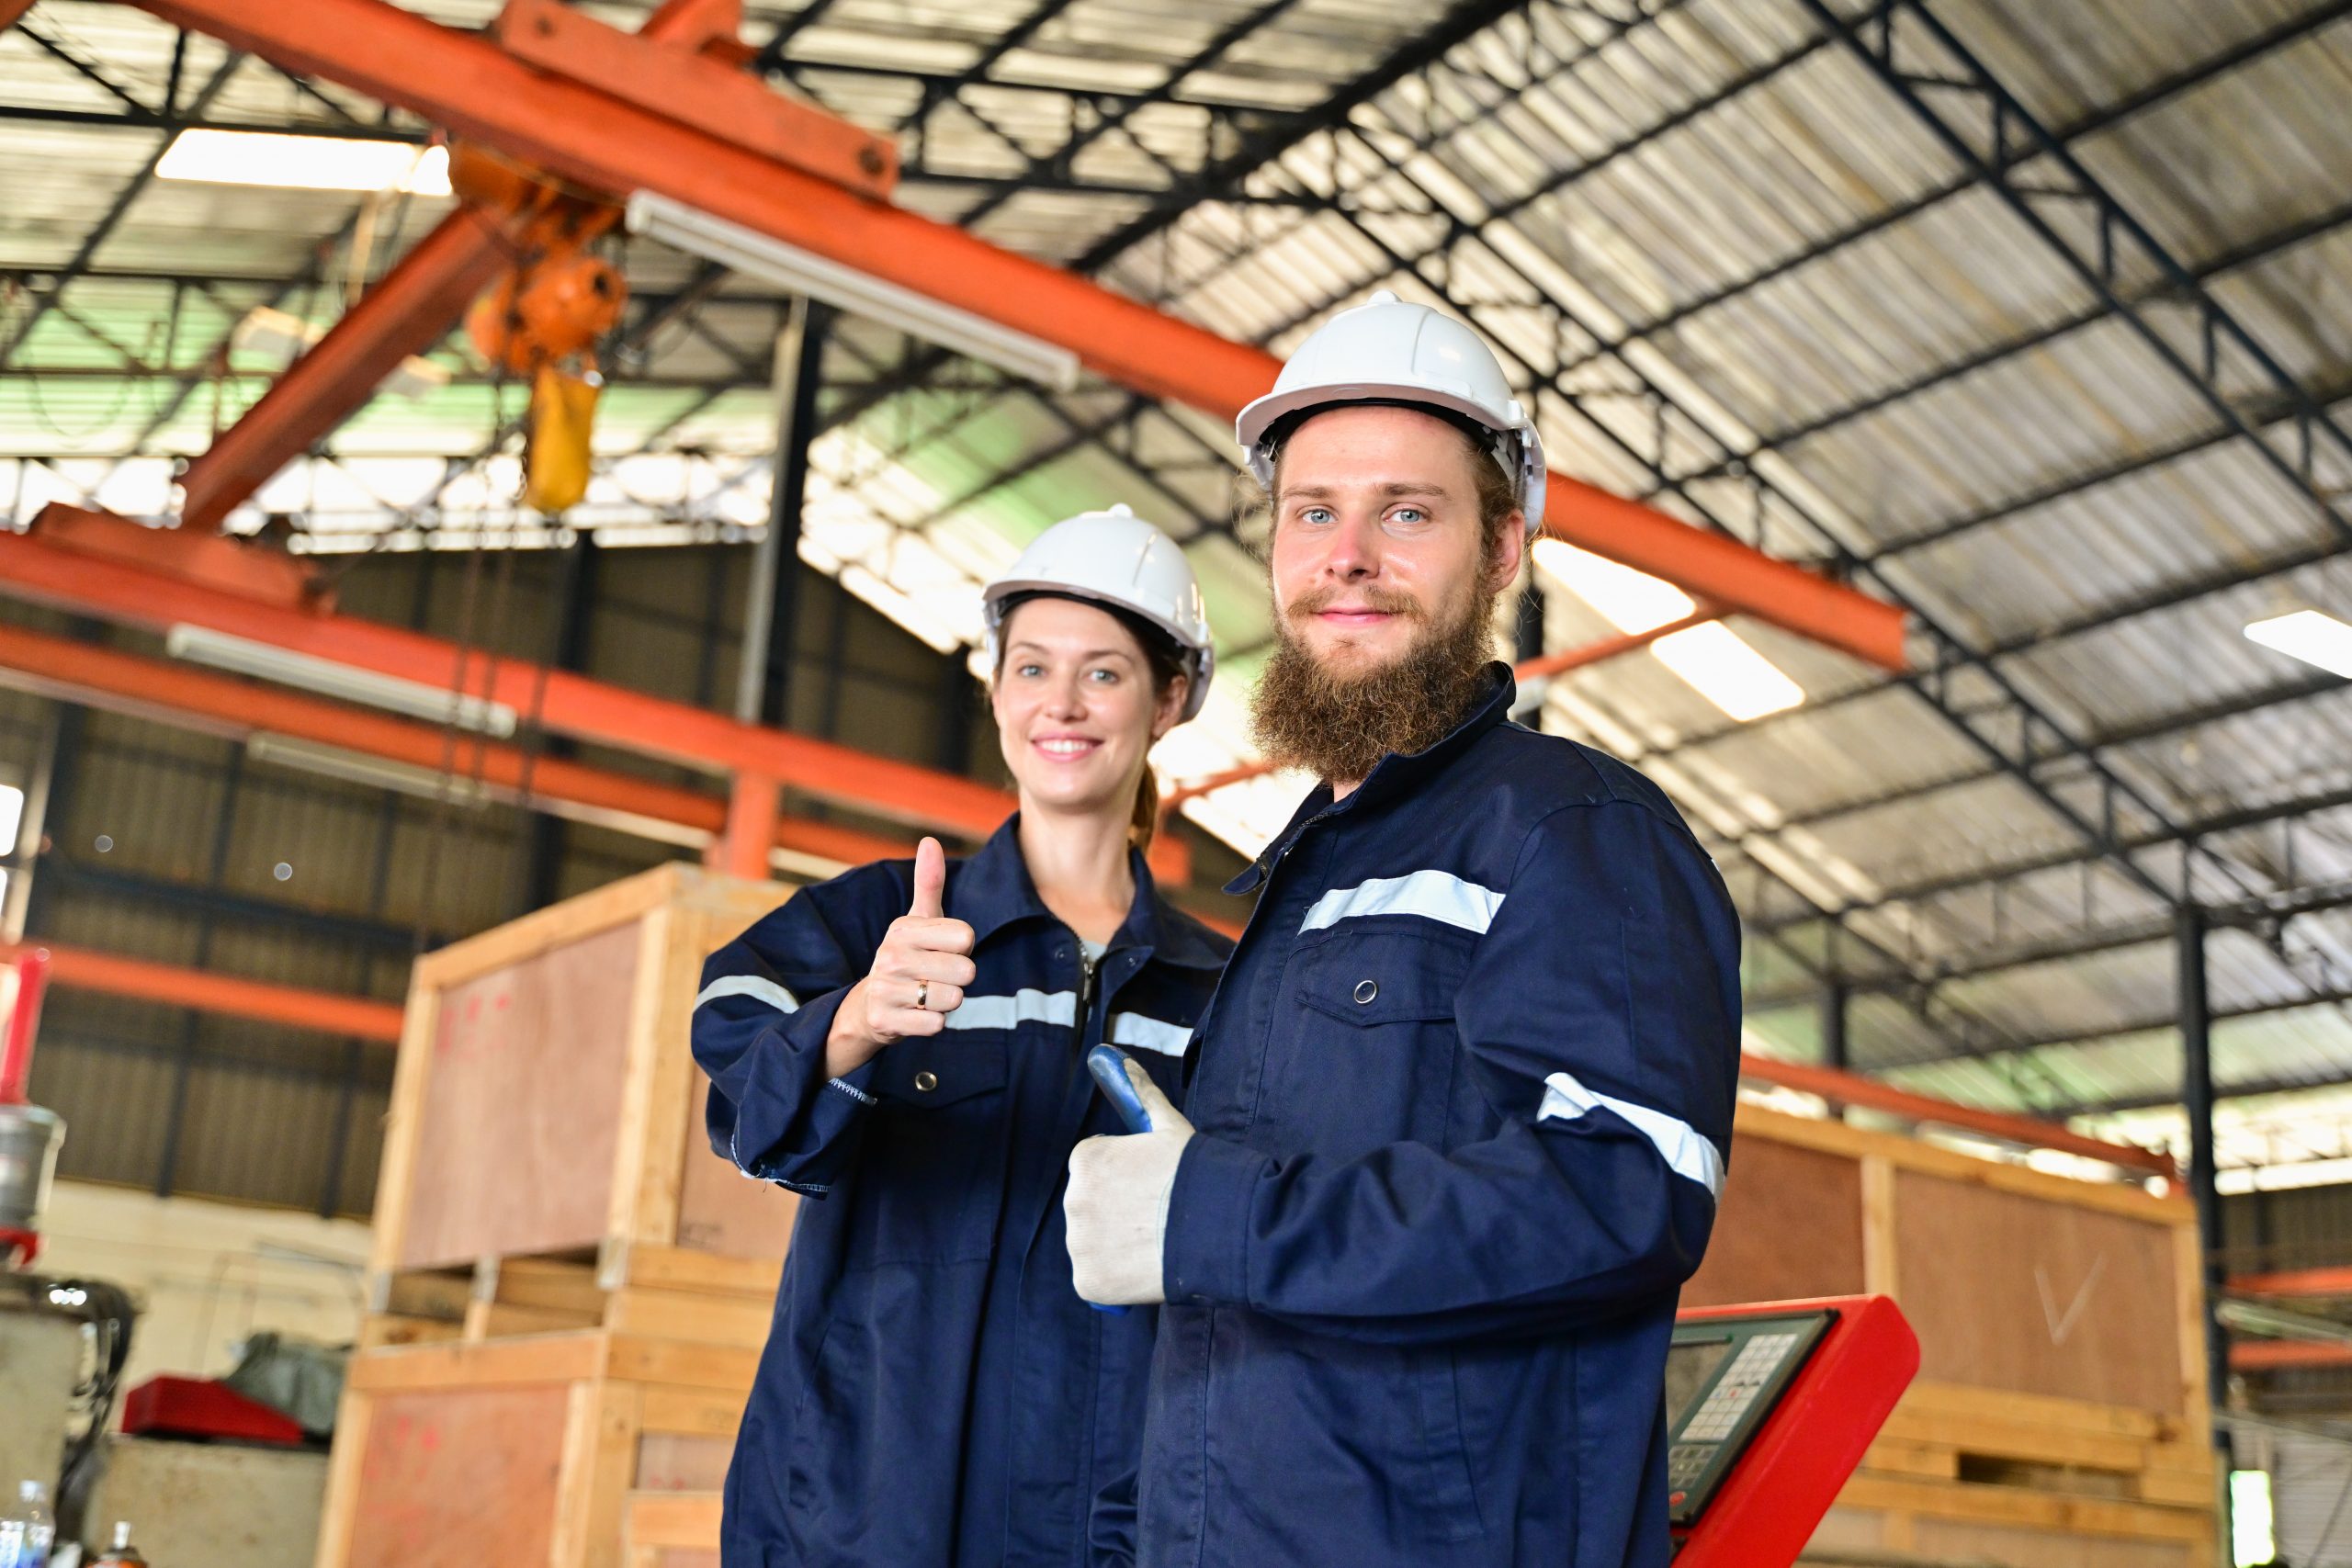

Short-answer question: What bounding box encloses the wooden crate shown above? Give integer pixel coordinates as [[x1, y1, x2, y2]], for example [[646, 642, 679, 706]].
[[314, 1331, 750, 1568], [1691, 1104, 2217, 1563], [367, 863, 801, 1301]]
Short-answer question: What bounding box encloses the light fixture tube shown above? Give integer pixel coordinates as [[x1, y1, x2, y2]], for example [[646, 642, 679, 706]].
[[625, 191, 1082, 391], [166, 626, 518, 738]]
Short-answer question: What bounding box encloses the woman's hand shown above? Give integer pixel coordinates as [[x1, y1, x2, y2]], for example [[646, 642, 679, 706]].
[[826, 838, 977, 1077]]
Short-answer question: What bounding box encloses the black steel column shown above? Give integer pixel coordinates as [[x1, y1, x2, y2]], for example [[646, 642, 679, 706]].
[[1821, 979, 1849, 1071], [155, 745, 244, 1198], [2177, 906, 2229, 1437], [521, 534, 599, 915], [754, 299, 833, 728]]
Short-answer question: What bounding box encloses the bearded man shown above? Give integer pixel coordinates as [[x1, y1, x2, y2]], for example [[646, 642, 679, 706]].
[[1064, 292, 1744, 1568]]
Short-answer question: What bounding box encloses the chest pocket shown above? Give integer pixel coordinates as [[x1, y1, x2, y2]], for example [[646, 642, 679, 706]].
[[854, 1032, 1012, 1266], [1275, 926, 1474, 1155], [1295, 929, 1467, 1026], [869, 1033, 1011, 1108]]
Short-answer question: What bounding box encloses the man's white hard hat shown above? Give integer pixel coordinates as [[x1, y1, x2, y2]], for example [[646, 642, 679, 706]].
[[981, 504, 1215, 721], [1235, 289, 1548, 534]]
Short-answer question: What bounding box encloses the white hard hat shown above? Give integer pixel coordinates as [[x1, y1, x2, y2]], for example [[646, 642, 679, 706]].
[[982, 504, 1215, 721], [1236, 289, 1547, 533]]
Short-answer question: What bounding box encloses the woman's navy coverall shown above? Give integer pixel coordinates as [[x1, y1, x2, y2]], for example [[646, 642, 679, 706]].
[[1128, 668, 1742, 1568], [694, 820, 1230, 1567]]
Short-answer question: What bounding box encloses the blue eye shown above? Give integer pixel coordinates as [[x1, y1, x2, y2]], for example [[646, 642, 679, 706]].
[[1391, 507, 1427, 524], [1016, 662, 1044, 678], [1088, 668, 1120, 683], [1301, 506, 1335, 525]]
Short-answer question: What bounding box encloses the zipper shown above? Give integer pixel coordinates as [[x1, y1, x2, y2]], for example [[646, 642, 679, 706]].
[[1076, 944, 1100, 1046]]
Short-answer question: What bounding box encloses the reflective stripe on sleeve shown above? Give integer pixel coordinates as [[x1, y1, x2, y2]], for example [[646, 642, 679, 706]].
[[943, 988, 1078, 1031], [1537, 1070, 1724, 1200], [695, 975, 800, 1014], [1108, 1011, 1193, 1057]]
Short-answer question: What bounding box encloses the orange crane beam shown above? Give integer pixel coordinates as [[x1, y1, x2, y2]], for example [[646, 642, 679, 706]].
[[1737, 1055, 2178, 1182], [2, 941, 406, 1043], [125, 0, 1909, 673], [175, 0, 883, 534], [0, 616, 911, 870], [6, 508, 1017, 840]]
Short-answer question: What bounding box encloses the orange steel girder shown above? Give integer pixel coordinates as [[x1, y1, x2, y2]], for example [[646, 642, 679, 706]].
[[1736, 1055, 2177, 1181], [0, 616, 910, 870], [6, 507, 1015, 839], [127, 0, 1909, 673], [175, 0, 780, 533], [1, 940, 406, 1043]]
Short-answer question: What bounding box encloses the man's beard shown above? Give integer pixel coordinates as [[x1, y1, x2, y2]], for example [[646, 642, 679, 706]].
[[1249, 581, 1499, 785]]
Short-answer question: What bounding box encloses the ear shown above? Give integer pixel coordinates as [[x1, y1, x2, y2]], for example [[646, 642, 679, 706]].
[[1486, 515, 1528, 596], [1151, 672, 1191, 740]]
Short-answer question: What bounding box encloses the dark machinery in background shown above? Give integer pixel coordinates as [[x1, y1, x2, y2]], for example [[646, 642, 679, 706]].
[[1, 945, 141, 1540]]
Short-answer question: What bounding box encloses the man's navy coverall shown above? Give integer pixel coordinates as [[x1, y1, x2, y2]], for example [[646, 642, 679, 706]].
[[1127, 667, 1741, 1568]]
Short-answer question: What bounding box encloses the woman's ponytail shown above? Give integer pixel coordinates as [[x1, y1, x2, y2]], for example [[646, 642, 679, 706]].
[[1130, 764, 1160, 851]]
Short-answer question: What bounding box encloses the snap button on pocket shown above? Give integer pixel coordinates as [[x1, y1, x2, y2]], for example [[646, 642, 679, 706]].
[[914, 1070, 940, 1092], [1353, 979, 1378, 1005]]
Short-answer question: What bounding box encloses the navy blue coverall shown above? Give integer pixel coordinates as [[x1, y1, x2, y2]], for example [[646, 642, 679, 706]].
[[693, 819, 1231, 1567], [1127, 667, 1742, 1568]]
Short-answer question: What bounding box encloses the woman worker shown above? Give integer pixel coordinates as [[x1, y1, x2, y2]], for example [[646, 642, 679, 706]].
[[692, 504, 1229, 1566]]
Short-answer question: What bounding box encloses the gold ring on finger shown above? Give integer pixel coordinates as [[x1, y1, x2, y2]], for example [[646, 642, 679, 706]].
[[916, 980, 930, 1010]]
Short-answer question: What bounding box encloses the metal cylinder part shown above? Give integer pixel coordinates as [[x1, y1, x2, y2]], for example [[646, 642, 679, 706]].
[[0, 1100, 65, 1237]]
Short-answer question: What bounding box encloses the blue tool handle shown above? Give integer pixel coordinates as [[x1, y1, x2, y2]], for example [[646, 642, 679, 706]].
[[1081, 1046, 1153, 1314], [1087, 1045, 1154, 1134]]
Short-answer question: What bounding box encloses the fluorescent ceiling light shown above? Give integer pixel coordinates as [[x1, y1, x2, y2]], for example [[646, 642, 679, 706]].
[[159, 130, 451, 196], [2245, 609, 2352, 679], [1532, 539, 1804, 721], [626, 191, 1081, 391], [247, 734, 492, 806], [166, 626, 517, 737], [232, 306, 449, 400]]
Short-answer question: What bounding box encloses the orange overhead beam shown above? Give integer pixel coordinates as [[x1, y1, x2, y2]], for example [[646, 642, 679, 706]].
[[0, 614, 912, 871], [7, 508, 1016, 839], [175, 0, 766, 533], [2230, 1266, 2352, 1299], [1, 940, 406, 1043], [126, 0, 1908, 673], [1739, 1055, 2179, 1181], [2231, 1339, 2352, 1372], [179, 210, 520, 533]]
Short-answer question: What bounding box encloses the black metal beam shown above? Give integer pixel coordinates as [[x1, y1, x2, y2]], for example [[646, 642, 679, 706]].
[[755, 301, 833, 727], [2179, 903, 2231, 1438], [153, 743, 243, 1199]]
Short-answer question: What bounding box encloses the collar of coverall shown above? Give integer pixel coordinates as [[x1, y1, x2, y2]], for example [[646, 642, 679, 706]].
[[951, 813, 1228, 970], [1222, 661, 1518, 897]]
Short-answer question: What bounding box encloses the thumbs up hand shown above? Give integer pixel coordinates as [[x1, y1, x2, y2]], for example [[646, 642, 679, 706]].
[[826, 838, 978, 1077]]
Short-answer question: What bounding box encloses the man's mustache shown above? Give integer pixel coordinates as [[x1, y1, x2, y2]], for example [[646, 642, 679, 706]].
[[1284, 585, 1428, 623]]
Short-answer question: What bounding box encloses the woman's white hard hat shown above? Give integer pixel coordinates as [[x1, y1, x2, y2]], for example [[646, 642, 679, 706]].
[[1235, 289, 1548, 534], [981, 504, 1215, 721]]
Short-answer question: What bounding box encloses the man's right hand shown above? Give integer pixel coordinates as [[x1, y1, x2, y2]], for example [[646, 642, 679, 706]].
[[826, 838, 978, 1077]]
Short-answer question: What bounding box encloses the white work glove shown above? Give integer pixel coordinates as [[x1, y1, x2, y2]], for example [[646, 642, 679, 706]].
[[1066, 1059, 1193, 1306]]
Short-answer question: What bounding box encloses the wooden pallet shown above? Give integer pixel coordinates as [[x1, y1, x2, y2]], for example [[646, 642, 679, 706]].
[[1810, 1379, 2220, 1566], [314, 1330, 752, 1568], [363, 1243, 782, 1353]]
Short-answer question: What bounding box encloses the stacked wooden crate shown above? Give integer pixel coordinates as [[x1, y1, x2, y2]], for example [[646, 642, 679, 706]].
[[315, 864, 793, 1568], [1691, 1106, 2218, 1567]]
